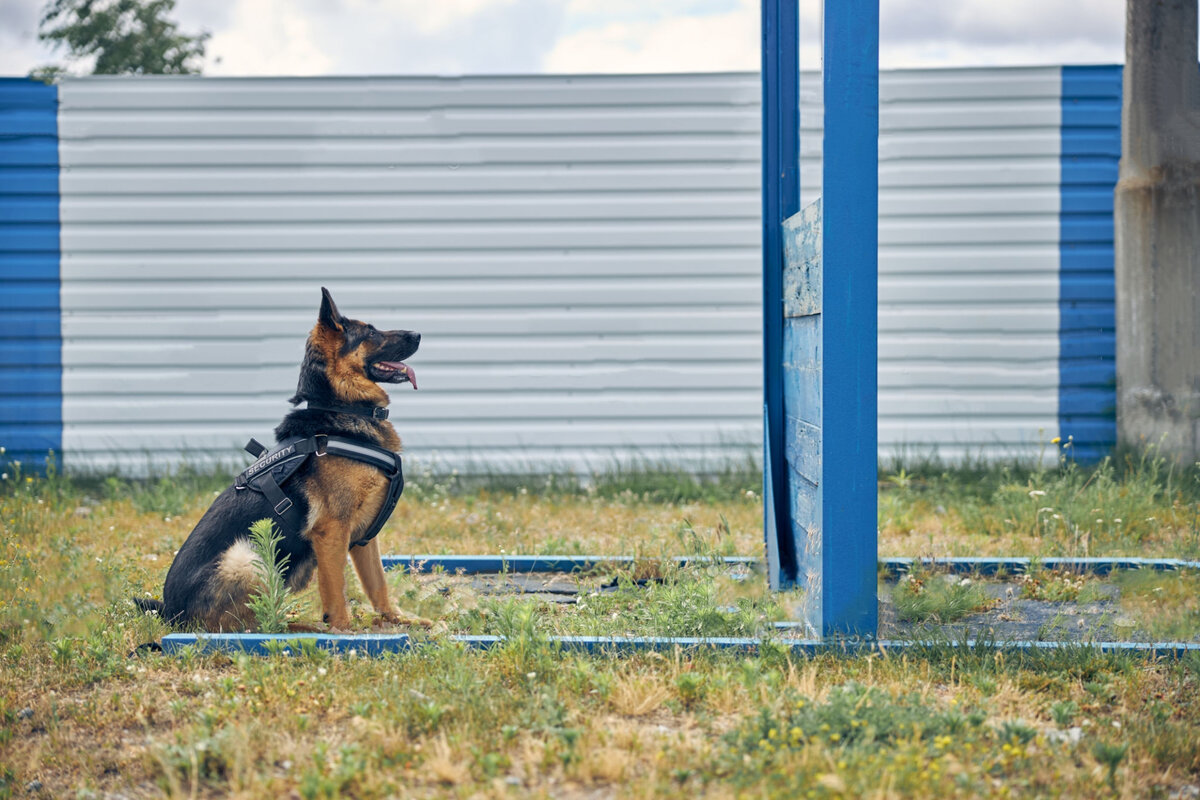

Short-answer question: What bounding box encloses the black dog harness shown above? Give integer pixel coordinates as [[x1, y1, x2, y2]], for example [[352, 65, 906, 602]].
[[235, 433, 404, 549]]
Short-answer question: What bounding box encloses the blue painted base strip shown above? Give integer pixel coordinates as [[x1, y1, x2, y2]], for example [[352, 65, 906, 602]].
[[0, 78, 61, 473], [382, 554, 1199, 576], [161, 633, 1200, 660], [1059, 65, 1121, 459]]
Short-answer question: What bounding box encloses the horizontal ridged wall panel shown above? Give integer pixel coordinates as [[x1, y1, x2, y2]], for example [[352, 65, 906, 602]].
[[0, 78, 61, 471], [57, 68, 1065, 472], [1060, 65, 1120, 460], [879, 67, 1062, 457], [58, 74, 761, 472]]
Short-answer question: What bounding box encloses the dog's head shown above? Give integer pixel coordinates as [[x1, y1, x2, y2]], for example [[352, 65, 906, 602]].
[[290, 288, 421, 407]]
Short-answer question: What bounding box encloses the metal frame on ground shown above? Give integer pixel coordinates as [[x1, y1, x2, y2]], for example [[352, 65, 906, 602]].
[[158, 554, 1200, 658]]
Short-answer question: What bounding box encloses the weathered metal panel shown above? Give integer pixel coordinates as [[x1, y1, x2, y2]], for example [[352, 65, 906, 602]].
[[55, 68, 1065, 472]]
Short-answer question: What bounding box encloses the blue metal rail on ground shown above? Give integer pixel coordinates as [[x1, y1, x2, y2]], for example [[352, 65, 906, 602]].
[[381, 554, 1200, 576], [160, 632, 1200, 660]]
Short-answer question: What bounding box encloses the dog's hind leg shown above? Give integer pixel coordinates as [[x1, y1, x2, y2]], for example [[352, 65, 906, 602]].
[[198, 539, 263, 632], [349, 538, 432, 628]]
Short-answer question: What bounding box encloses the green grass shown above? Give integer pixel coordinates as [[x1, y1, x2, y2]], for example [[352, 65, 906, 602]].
[[890, 568, 996, 623], [2, 449, 1200, 796], [1112, 568, 1200, 641], [879, 444, 1200, 559], [1018, 565, 1109, 603]]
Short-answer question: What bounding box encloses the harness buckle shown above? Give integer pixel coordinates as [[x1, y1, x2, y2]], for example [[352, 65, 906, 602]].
[[372, 407, 390, 420], [314, 434, 328, 456], [274, 498, 293, 515]]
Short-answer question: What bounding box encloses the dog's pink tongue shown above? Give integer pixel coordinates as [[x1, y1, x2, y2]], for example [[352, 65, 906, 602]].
[[383, 362, 417, 390]]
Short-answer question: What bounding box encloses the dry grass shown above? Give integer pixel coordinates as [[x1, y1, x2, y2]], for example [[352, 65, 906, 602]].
[[0, 456, 1199, 797]]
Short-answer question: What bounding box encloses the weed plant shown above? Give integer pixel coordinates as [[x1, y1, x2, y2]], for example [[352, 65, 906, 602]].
[[245, 518, 298, 634], [891, 566, 996, 623]]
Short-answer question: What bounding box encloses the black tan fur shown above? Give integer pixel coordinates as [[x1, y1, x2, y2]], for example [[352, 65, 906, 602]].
[[141, 289, 424, 632]]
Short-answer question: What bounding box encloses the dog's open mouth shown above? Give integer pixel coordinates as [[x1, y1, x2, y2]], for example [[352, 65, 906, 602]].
[[370, 361, 417, 389]]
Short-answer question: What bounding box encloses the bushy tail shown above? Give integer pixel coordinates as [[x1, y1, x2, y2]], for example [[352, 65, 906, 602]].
[[132, 597, 165, 615]]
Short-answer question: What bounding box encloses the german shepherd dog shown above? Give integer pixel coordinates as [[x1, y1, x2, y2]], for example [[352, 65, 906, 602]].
[[140, 288, 424, 632]]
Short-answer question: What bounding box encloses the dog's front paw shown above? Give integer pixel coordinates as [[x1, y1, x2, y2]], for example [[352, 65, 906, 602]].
[[323, 611, 354, 633], [380, 607, 433, 628]]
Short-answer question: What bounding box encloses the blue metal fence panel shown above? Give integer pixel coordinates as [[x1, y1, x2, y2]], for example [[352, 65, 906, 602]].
[[0, 78, 60, 472], [1060, 66, 1121, 461]]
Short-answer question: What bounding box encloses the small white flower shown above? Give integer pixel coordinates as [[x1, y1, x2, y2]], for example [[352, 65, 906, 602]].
[[526, 672, 537, 679], [1, 473, 7, 481], [317, 667, 327, 676], [1113, 518, 1122, 524], [1029, 490, 1046, 498], [164, 516, 172, 523]]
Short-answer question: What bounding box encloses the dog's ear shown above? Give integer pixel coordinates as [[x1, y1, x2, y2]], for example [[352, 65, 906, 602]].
[[318, 287, 343, 332]]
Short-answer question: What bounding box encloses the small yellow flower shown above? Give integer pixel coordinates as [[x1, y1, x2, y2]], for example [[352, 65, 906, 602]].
[[1051, 436, 1062, 444]]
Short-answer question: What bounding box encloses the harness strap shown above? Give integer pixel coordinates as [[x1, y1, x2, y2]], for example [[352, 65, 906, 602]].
[[237, 433, 403, 550], [256, 470, 304, 530]]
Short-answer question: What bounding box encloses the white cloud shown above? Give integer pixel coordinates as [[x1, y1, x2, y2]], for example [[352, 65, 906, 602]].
[[543, 0, 764, 73], [0, 0, 1148, 79], [880, 0, 1124, 67], [348, 0, 522, 35], [204, 0, 332, 75], [186, 0, 563, 76]]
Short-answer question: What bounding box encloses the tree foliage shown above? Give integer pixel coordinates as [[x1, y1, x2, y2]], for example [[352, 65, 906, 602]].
[[33, 0, 208, 79]]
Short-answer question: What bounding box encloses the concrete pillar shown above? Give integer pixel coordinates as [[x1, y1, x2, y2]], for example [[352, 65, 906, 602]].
[[1115, 0, 1200, 461]]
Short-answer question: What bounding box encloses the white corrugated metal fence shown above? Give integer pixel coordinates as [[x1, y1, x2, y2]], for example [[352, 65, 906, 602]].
[[55, 68, 1063, 473]]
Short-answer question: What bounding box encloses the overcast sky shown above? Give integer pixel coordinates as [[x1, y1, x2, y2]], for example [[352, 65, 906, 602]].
[[1, 0, 1129, 77]]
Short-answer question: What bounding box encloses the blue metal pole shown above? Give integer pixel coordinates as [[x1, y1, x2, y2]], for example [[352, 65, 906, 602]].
[[820, 0, 879, 634], [761, 0, 800, 588]]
